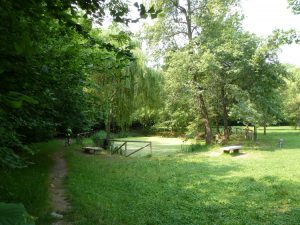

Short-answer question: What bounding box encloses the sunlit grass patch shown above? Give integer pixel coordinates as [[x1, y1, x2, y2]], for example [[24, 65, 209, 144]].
[[64, 127, 300, 224]]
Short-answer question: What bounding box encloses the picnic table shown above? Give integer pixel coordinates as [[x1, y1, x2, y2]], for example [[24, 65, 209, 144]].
[[220, 145, 242, 153]]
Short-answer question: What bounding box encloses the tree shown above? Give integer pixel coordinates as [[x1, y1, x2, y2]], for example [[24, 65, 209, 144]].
[[288, 0, 300, 14], [145, 0, 265, 143], [229, 35, 288, 138], [143, 0, 292, 143], [0, 0, 161, 167], [88, 25, 163, 139], [282, 65, 300, 127], [144, 0, 242, 143]]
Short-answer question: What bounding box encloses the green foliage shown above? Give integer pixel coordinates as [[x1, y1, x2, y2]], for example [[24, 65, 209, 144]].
[[0, 202, 35, 225], [282, 65, 300, 126], [0, 0, 163, 167], [143, 0, 288, 140], [91, 131, 107, 147], [180, 143, 203, 153], [288, 0, 300, 14], [0, 113, 30, 169], [89, 31, 163, 135], [0, 148, 27, 169], [0, 141, 61, 224]]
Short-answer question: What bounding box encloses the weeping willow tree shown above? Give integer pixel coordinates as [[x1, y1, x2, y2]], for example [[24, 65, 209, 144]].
[[88, 27, 163, 138]]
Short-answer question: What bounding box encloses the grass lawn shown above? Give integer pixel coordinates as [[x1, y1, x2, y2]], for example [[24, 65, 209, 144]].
[[0, 140, 63, 225], [64, 126, 300, 225]]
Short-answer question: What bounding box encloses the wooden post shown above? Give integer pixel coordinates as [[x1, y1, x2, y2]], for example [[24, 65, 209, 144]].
[[150, 142, 152, 155], [125, 141, 127, 156], [279, 138, 283, 148]]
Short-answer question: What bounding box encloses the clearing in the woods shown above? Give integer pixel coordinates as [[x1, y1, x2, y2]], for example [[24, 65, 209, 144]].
[[2, 127, 300, 224]]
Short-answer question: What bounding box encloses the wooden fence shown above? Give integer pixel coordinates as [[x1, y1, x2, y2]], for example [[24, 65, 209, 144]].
[[109, 139, 152, 157]]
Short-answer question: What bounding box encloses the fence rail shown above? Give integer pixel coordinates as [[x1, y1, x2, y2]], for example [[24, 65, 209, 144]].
[[109, 139, 152, 157]]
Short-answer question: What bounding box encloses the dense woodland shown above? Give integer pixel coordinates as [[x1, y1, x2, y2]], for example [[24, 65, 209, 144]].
[[1, 0, 300, 169]]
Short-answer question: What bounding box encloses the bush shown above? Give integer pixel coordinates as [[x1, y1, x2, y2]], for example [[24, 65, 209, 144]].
[[0, 202, 35, 225], [91, 131, 107, 147], [0, 117, 29, 169], [180, 143, 208, 153]]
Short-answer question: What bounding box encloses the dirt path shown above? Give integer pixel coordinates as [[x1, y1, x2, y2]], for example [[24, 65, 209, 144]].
[[49, 150, 71, 225]]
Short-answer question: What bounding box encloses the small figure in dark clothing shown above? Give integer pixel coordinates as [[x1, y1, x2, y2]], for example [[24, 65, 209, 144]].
[[103, 138, 109, 150], [65, 128, 72, 146]]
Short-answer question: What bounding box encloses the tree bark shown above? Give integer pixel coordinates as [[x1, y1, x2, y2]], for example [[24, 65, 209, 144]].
[[221, 86, 229, 140], [106, 104, 113, 140], [216, 119, 220, 134], [263, 124, 266, 135], [196, 92, 212, 144], [186, 0, 193, 41], [254, 125, 257, 141], [177, 0, 212, 144]]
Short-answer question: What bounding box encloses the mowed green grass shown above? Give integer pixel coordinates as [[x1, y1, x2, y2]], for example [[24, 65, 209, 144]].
[[65, 126, 300, 225]]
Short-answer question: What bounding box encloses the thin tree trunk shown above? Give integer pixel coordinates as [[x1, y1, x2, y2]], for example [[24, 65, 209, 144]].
[[263, 124, 266, 135], [221, 86, 229, 140], [106, 104, 113, 140], [186, 0, 193, 40], [254, 125, 257, 141], [216, 119, 220, 134], [196, 93, 212, 144], [177, 0, 212, 144]]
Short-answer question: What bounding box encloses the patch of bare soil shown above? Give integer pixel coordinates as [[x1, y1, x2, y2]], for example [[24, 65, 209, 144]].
[[49, 151, 71, 225]]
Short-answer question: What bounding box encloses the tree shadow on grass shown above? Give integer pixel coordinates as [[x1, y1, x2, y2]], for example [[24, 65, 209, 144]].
[[65, 154, 242, 224], [66, 148, 300, 225], [144, 160, 300, 225], [203, 176, 300, 225], [227, 152, 247, 157]]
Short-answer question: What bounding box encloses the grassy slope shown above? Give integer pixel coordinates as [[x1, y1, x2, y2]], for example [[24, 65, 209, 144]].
[[0, 140, 62, 225], [65, 127, 300, 225]]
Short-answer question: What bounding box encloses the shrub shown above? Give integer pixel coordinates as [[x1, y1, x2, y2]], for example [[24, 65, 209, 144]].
[[0, 202, 35, 225], [91, 131, 107, 147], [180, 143, 206, 153]]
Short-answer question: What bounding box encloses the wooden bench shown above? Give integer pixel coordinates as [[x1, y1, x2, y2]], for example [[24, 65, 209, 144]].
[[220, 145, 242, 153], [82, 147, 103, 154]]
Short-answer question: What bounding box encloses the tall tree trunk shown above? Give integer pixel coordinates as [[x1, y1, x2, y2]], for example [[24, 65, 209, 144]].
[[263, 124, 267, 135], [221, 86, 229, 140], [216, 119, 220, 134], [177, 0, 212, 144], [196, 93, 212, 144], [186, 0, 193, 41], [106, 103, 113, 140], [254, 125, 257, 141]]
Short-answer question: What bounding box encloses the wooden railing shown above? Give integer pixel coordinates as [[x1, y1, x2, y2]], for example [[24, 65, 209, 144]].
[[109, 139, 152, 157]]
